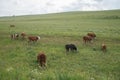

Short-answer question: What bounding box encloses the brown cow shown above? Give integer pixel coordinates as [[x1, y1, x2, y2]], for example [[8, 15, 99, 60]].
[[21, 32, 26, 39], [87, 32, 96, 39], [101, 43, 107, 52], [37, 52, 46, 67], [10, 25, 15, 28], [28, 36, 40, 42], [83, 36, 92, 44]]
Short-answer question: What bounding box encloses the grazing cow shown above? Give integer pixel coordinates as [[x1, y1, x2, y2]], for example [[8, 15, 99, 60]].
[[21, 32, 26, 39], [28, 36, 40, 42], [83, 36, 92, 44], [11, 33, 19, 39], [37, 53, 46, 67], [65, 44, 77, 52], [87, 32, 96, 39], [101, 43, 107, 52], [10, 25, 15, 28]]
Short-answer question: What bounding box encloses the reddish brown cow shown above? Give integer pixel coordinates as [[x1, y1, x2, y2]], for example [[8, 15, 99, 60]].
[[87, 32, 96, 39], [83, 36, 92, 44], [37, 53, 46, 67], [28, 36, 40, 42], [101, 43, 107, 52], [21, 32, 26, 39]]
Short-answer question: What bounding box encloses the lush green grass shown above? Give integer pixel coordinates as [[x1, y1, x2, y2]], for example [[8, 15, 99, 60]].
[[0, 10, 120, 80]]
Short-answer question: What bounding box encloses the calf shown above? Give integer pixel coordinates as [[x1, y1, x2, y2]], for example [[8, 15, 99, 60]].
[[101, 43, 107, 52], [65, 44, 77, 52], [37, 53, 46, 67], [21, 32, 26, 39], [28, 36, 40, 42]]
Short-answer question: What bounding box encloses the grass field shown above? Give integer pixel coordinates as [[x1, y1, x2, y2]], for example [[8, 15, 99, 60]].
[[0, 10, 120, 80]]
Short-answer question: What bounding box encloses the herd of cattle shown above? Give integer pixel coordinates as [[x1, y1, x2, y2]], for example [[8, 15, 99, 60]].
[[11, 32, 41, 42], [10, 25, 107, 68]]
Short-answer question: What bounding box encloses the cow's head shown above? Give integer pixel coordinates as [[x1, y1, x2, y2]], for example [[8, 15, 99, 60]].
[[37, 36, 40, 40]]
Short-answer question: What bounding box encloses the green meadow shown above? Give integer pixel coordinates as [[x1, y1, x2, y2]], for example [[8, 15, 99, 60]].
[[0, 10, 120, 80]]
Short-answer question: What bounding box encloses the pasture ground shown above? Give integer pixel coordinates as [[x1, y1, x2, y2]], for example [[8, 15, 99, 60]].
[[0, 10, 120, 80]]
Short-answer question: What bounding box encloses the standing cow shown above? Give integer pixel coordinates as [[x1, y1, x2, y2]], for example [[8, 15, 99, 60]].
[[87, 32, 96, 39], [37, 52, 46, 68], [21, 32, 26, 39], [10, 24, 15, 28], [65, 44, 77, 52], [83, 36, 92, 44], [28, 36, 40, 42], [101, 43, 107, 52], [11, 33, 19, 40]]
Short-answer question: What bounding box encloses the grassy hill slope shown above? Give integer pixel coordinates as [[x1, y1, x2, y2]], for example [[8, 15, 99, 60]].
[[0, 10, 120, 80]]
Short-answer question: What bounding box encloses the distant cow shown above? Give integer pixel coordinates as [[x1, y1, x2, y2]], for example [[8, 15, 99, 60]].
[[83, 36, 92, 44], [37, 52, 46, 67], [10, 25, 15, 28], [101, 43, 107, 52], [65, 44, 77, 52], [11, 33, 19, 39], [28, 36, 40, 42], [21, 32, 26, 39], [87, 32, 96, 39]]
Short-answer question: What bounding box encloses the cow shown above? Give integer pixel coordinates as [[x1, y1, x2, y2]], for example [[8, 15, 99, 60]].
[[65, 44, 77, 52], [21, 32, 26, 39], [28, 36, 40, 42], [11, 33, 19, 40], [10, 25, 15, 28], [101, 43, 107, 52], [37, 52, 46, 68], [87, 32, 96, 39], [83, 36, 92, 44]]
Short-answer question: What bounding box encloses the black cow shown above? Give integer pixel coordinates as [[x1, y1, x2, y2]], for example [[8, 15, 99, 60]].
[[65, 44, 77, 52]]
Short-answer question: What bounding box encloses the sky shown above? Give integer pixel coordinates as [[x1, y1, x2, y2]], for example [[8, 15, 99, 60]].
[[0, 0, 120, 16]]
